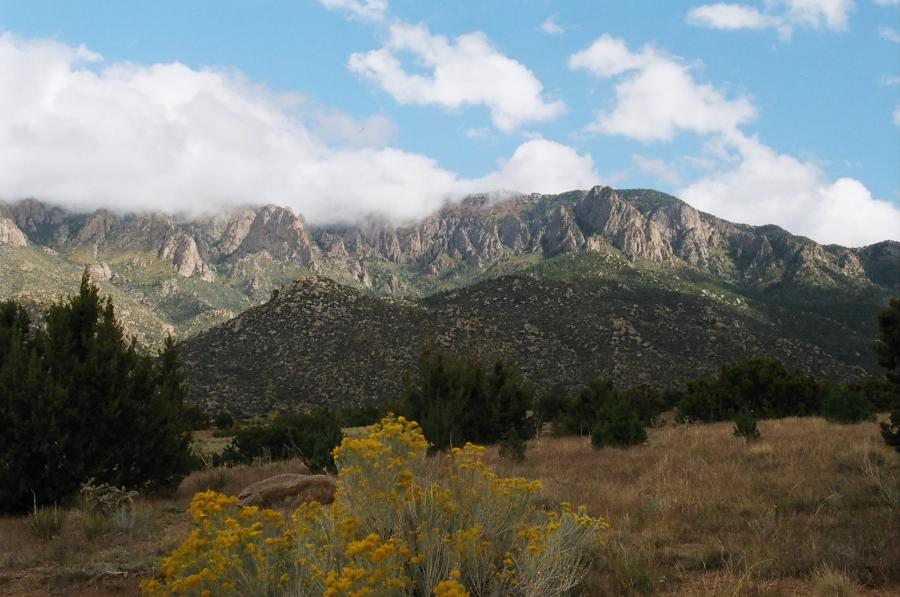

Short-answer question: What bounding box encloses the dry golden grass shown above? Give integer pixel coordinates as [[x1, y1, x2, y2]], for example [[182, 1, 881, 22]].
[[0, 417, 897, 595], [485, 417, 900, 596]]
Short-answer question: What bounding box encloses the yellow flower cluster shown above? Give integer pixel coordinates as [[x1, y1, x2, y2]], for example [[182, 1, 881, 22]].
[[143, 414, 607, 596]]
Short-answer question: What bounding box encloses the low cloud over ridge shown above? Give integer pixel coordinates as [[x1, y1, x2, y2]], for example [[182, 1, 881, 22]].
[[0, 34, 598, 224]]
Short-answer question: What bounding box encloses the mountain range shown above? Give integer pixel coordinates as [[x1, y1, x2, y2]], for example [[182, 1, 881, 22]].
[[1, 186, 896, 411]]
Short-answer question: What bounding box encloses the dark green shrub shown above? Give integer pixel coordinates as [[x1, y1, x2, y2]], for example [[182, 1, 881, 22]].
[[733, 410, 761, 442], [498, 427, 527, 462], [844, 377, 899, 412], [620, 383, 667, 427], [874, 298, 900, 451], [0, 275, 193, 514], [591, 397, 647, 448], [676, 358, 822, 422], [222, 410, 342, 471], [562, 379, 617, 436], [337, 404, 389, 428], [881, 399, 900, 452], [875, 298, 900, 385], [214, 411, 235, 430], [821, 385, 876, 424], [183, 405, 210, 430], [536, 391, 569, 426], [401, 344, 535, 450]]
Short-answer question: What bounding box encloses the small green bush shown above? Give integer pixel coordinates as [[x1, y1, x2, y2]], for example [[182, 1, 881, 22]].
[[498, 426, 527, 462], [733, 410, 761, 442], [214, 411, 235, 430], [821, 386, 876, 424], [222, 409, 342, 471], [880, 399, 900, 452], [591, 398, 647, 448], [80, 478, 139, 516]]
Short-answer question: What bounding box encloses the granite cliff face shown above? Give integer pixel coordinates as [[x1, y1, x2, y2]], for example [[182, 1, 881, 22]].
[[0, 218, 27, 247], [1, 187, 893, 297]]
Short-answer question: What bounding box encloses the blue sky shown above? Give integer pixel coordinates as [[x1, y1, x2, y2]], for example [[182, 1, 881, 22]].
[[0, 0, 898, 245]]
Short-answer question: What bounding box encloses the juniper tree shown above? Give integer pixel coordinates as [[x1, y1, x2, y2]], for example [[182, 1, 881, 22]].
[[0, 274, 193, 513], [876, 298, 900, 451]]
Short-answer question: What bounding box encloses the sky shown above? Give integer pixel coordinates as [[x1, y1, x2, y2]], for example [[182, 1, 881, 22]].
[[0, 0, 898, 247]]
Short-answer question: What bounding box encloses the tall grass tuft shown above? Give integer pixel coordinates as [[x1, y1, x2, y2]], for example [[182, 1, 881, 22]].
[[26, 504, 65, 542]]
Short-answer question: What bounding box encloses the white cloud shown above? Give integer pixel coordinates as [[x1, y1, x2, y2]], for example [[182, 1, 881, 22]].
[[571, 32, 897, 246], [686, 4, 780, 30], [348, 22, 565, 132], [881, 74, 900, 85], [879, 25, 900, 42], [874, 0, 899, 5], [568, 35, 757, 141], [0, 33, 596, 224], [785, 0, 854, 30], [540, 17, 565, 35], [465, 139, 600, 194], [632, 154, 683, 186], [679, 133, 900, 246], [686, 0, 855, 37], [894, 104, 900, 127], [318, 0, 387, 22]]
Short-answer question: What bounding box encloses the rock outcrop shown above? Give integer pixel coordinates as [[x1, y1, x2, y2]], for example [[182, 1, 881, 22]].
[[237, 473, 336, 507], [1, 187, 894, 293], [0, 218, 27, 247]]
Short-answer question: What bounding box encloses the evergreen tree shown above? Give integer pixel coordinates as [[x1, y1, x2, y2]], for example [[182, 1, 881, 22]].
[[675, 357, 822, 422], [591, 397, 647, 448], [875, 298, 900, 451], [875, 298, 900, 385], [222, 410, 342, 471], [401, 344, 534, 450], [0, 274, 194, 513]]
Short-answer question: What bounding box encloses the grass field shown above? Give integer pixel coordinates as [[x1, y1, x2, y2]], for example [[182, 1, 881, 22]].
[[0, 416, 897, 596]]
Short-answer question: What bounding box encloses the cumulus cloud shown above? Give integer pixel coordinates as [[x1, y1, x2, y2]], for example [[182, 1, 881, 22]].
[[0, 33, 596, 224], [568, 35, 757, 141], [540, 17, 565, 35], [679, 133, 900, 246], [686, 4, 781, 31], [464, 139, 600, 195], [318, 0, 387, 22], [348, 22, 565, 132], [569, 34, 898, 246], [686, 0, 855, 37]]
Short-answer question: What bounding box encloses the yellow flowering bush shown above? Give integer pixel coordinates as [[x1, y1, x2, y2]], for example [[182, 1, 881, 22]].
[[143, 415, 607, 596]]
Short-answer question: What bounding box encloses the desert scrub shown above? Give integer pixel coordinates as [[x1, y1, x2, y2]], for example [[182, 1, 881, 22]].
[[80, 478, 140, 532], [143, 415, 607, 596], [26, 503, 65, 542]]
